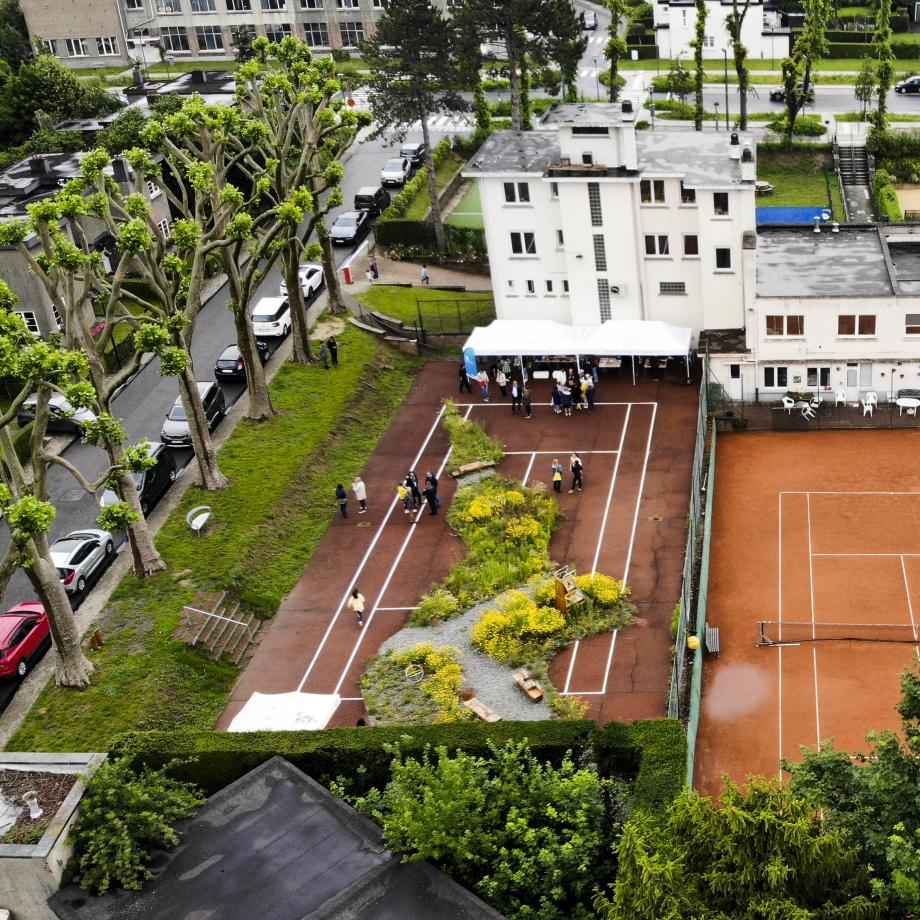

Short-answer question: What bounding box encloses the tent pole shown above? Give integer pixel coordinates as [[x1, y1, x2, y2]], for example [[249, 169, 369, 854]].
[[686, 354, 690, 383], [575, 354, 581, 374], [631, 355, 636, 386]]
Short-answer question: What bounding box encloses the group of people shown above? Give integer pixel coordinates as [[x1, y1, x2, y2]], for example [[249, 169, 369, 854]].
[[396, 470, 440, 516], [551, 373, 596, 416], [318, 336, 339, 370], [551, 454, 584, 493]]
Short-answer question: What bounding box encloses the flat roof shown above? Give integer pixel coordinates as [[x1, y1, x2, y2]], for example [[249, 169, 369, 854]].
[[635, 131, 753, 187], [541, 101, 635, 126], [756, 227, 894, 297], [463, 130, 558, 175]]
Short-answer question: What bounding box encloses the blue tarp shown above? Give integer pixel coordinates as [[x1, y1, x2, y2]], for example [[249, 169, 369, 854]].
[[756, 205, 832, 225]]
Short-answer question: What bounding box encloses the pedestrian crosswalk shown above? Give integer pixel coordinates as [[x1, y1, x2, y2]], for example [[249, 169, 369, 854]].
[[338, 90, 474, 131]]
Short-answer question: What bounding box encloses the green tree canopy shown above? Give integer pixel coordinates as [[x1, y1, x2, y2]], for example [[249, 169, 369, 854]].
[[0, 0, 30, 70]]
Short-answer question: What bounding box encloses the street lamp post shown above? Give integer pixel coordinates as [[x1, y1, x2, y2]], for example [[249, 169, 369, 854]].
[[593, 55, 600, 101], [714, 100, 720, 131], [722, 48, 730, 131], [650, 101, 655, 131]]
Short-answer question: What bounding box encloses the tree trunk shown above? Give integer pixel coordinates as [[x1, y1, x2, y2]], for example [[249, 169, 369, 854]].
[[26, 540, 95, 688], [609, 60, 619, 102], [284, 241, 314, 365], [507, 28, 523, 132], [316, 221, 345, 313], [734, 43, 749, 130], [233, 307, 275, 421], [421, 116, 447, 253], [177, 364, 229, 490]]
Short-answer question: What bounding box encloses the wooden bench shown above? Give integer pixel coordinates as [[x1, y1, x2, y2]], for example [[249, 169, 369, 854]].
[[512, 669, 545, 702], [451, 459, 497, 478], [705, 624, 720, 656], [463, 696, 502, 722]]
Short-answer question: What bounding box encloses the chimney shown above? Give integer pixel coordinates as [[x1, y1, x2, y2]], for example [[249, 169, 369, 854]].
[[28, 155, 49, 176], [146, 93, 160, 108], [621, 99, 633, 114], [190, 69, 207, 85], [111, 157, 131, 185], [740, 141, 755, 182]]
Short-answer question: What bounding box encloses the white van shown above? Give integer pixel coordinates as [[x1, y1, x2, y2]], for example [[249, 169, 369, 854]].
[[250, 296, 291, 338]]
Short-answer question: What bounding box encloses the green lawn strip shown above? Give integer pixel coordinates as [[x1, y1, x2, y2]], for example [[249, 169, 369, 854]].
[[7, 329, 421, 753], [446, 182, 483, 229], [356, 285, 495, 328], [836, 112, 920, 122], [401, 155, 465, 221], [145, 60, 240, 75], [622, 58, 919, 73], [756, 149, 841, 217]]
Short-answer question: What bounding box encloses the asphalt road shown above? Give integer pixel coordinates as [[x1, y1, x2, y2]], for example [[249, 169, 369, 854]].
[[0, 125, 458, 627]]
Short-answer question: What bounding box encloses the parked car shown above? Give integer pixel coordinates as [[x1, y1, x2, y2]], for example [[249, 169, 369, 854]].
[[399, 142, 427, 170], [160, 382, 226, 448], [895, 75, 920, 94], [769, 82, 815, 103], [279, 262, 324, 299], [214, 342, 270, 382], [250, 297, 292, 338], [582, 10, 597, 29], [380, 157, 411, 187], [100, 441, 177, 516], [17, 393, 96, 435], [50, 529, 115, 595], [0, 603, 50, 679], [329, 210, 371, 246], [353, 185, 391, 217]]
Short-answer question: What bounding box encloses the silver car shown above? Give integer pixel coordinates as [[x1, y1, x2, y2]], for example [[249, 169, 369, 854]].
[[50, 529, 115, 595]]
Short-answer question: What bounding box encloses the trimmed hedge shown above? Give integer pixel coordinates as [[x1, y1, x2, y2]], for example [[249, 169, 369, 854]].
[[826, 41, 920, 58], [873, 167, 902, 221], [112, 718, 685, 809], [627, 44, 657, 60], [868, 129, 920, 158]]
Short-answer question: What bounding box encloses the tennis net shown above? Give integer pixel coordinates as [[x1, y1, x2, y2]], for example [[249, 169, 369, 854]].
[[757, 620, 920, 646]]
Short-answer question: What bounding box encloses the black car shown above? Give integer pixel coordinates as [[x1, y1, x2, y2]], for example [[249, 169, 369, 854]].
[[214, 342, 270, 381], [769, 82, 815, 103], [99, 441, 177, 517], [353, 185, 392, 217], [329, 210, 371, 245], [895, 75, 920, 94], [399, 142, 428, 170]]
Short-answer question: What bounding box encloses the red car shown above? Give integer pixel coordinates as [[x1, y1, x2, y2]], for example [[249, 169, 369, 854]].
[[0, 603, 51, 679]]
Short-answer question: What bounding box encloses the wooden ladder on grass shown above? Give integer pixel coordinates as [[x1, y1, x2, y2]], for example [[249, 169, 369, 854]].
[[184, 591, 262, 666]]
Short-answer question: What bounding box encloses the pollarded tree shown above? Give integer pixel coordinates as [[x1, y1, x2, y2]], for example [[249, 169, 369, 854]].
[[724, 0, 752, 129], [691, 0, 707, 131], [871, 0, 895, 132], [781, 0, 832, 143], [361, 0, 470, 254], [605, 0, 629, 103], [235, 37, 370, 357]]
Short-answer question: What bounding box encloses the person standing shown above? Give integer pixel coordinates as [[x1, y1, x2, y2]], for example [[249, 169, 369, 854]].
[[425, 470, 438, 494], [586, 377, 596, 412], [510, 379, 520, 414], [423, 482, 440, 515], [569, 453, 584, 493], [369, 257, 379, 280], [420, 265, 430, 285], [335, 483, 348, 517], [522, 384, 532, 419], [551, 383, 562, 415], [571, 377, 582, 411], [496, 367, 508, 398], [319, 341, 330, 370], [328, 336, 338, 367], [347, 588, 366, 627], [500, 357, 511, 378], [352, 475, 368, 513], [458, 363, 472, 393], [406, 471, 422, 506], [561, 384, 572, 417], [477, 369, 490, 402], [397, 481, 412, 513], [551, 459, 563, 492]]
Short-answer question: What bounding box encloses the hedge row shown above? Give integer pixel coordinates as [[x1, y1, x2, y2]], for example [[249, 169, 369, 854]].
[[627, 44, 657, 60], [826, 41, 920, 58], [377, 135, 454, 226], [868, 129, 920, 158], [112, 718, 686, 811], [873, 168, 902, 221]]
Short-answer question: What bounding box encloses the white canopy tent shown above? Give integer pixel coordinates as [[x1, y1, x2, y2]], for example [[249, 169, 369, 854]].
[[463, 319, 694, 384], [227, 691, 341, 732]]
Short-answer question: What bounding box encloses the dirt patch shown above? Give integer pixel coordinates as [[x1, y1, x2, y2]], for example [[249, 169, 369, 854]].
[[312, 316, 347, 340], [0, 769, 77, 845]]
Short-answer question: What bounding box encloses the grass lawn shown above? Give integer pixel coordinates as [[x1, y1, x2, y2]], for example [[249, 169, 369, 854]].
[[446, 182, 483, 229], [622, 58, 920, 73], [837, 112, 920, 122], [402, 154, 466, 221], [357, 286, 495, 330], [145, 60, 239, 75], [757, 148, 845, 219], [6, 327, 421, 753]]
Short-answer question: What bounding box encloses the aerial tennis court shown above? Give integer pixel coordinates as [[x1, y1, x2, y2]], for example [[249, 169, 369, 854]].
[[695, 431, 920, 796], [446, 182, 483, 229]]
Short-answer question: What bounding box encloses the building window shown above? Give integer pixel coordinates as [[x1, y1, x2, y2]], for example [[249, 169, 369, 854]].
[[525, 279, 535, 294], [195, 24, 224, 50], [510, 231, 536, 255], [146, 180, 162, 198], [506, 280, 515, 292], [227, 0, 252, 9], [337, 0, 359, 7], [300, 0, 323, 7], [703, 35, 715, 48], [680, 182, 696, 204], [66, 38, 88, 57], [161, 26, 190, 50], [126, 0, 143, 8], [545, 280, 554, 293], [644, 234, 669, 256], [659, 281, 686, 295], [157, 218, 170, 237], [838, 314, 876, 336], [191, 0, 217, 10], [373, 0, 385, 8], [340, 20, 364, 45], [640, 178, 665, 204], [265, 23, 292, 41], [713, 192, 729, 216], [550, 182, 559, 199], [807, 366, 831, 389], [907, 314, 920, 335], [562, 279, 569, 294], [160, 0, 182, 11], [597, 279, 611, 321], [303, 21, 329, 44], [715, 247, 732, 270], [555, 229, 564, 247], [593, 234, 607, 272], [96, 36, 119, 55], [766, 315, 804, 336], [261, 0, 286, 8], [17, 311, 39, 335], [763, 366, 788, 389], [43, 38, 57, 54], [587, 182, 602, 226], [503, 182, 529, 203]]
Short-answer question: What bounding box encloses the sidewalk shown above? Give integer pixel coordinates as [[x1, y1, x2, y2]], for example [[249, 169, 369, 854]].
[[351, 249, 492, 292]]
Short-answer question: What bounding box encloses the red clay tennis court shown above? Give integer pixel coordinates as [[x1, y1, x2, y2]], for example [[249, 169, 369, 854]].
[[696, 430, 920, 797]]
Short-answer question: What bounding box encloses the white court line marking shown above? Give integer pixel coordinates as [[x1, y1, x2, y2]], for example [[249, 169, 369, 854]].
[[504, 450, 619, 455], [563, 406, 631, 695], [778, 491, 784, 779], [452, 401, 656, 408], [332, 406, 470, 696], [522, 452, 536, 487], [814, 552, 920, 557], [781, 490, 920, 496], [296, 406, 446, 692], [377, 606, 419, 611], [900, 555, 920, 646], [806, 494, 821, 750]]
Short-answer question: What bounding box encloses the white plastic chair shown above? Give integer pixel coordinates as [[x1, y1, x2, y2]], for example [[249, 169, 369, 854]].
[[782, 396, 795, 414], [862, 400, 874, 418], [801, 405, 816, 420], [810, 394, 821, 409], [835, 390, 847, 407], [186, 505, 212, 536], [865, 391, 878, 405]]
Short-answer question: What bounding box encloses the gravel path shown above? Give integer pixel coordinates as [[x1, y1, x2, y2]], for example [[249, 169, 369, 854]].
[[377, 597, 552, 721]]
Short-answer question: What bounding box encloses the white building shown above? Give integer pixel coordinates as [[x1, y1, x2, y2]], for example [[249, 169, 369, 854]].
[[463, 103, 757, 337], [653, 0, 790, 64], [704, 225, 920, 405]]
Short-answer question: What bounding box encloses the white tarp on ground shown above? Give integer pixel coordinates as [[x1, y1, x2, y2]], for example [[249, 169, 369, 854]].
[[463, 319, 693, 358], [227, 691, 341, 733]]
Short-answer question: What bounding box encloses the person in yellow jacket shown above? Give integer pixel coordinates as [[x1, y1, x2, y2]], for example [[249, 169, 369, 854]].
[[551, 459, 564, 493]]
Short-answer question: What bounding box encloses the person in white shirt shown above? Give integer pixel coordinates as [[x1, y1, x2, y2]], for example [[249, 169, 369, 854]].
[[347, 589, 365, 626], [351, 476, 368, 513]]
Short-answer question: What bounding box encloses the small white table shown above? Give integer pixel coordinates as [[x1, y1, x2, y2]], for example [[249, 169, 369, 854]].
[[896, 397, 920, 416]]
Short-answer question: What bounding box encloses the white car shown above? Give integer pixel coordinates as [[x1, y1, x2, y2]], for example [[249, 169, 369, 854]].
[[17, 393, 97, 434], [50, 529, 115, 595], [279, 263, 324, 300], [380, 157, 411, 187], [250, 297, 291, 338]]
